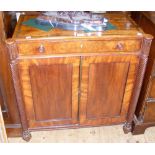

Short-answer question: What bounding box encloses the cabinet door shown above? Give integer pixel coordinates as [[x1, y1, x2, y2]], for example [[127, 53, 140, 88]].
[[18, 57, 80, 129], [80, 55, 139, 126]]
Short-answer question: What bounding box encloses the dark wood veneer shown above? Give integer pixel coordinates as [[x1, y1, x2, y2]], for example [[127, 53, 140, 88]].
[[87, 62, 129, 118], [29, 64, 73, 121]]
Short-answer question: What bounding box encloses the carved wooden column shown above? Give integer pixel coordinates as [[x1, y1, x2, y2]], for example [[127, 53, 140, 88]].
[[6, 39, 31, 141], [0, 11, 22, 137], [123, 34, 153, 133]]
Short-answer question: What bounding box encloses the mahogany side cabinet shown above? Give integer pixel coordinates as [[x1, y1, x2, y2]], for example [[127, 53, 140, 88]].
[[1, 13, 153, 141]]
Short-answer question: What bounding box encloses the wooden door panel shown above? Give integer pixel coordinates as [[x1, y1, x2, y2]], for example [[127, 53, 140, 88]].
[[87, 62, 129, 118], [29, 64, 72, 121], [80, 55, 139, 126], [18, 57, 80, 129]]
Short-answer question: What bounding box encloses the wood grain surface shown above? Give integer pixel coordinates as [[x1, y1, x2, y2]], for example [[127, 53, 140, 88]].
[[16, 39, 142, 56], [13, 13, 144, 39], [18, 57, 80, 128], [148, 78, 155, 98], [80, 55, 139, 126], [29, 64, 73, 121]]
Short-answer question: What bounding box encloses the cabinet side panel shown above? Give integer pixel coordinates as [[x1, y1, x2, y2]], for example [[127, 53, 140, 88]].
[[148, 78, 155, 98], [29, 64, 73, 121], [87, 62, 129, 119], [143, 102, 155, 122]]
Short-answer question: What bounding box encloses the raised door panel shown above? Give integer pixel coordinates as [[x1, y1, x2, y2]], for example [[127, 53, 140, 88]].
[[87, 62, 129, 118], [18, 57, 80, 129], [29, 64, 72, 121], [80, 55, 139, 126]]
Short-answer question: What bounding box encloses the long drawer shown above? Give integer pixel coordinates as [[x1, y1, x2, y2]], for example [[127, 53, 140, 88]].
[[16, 39, 142, 56]]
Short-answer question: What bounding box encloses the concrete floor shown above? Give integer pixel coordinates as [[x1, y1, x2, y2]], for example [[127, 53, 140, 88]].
[[8, 125, 155, 143]]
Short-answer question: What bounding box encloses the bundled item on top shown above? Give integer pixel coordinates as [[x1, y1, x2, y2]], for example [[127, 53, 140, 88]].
[[22, 11, 116, 32], [35, 11, 109, 31]]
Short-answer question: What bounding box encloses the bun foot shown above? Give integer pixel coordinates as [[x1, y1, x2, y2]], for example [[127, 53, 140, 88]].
[[123, 122, 132, 134], [22, 130, 32, 142]]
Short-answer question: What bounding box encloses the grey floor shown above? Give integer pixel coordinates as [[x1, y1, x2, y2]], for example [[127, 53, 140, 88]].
[[8, 125, 155, 143]]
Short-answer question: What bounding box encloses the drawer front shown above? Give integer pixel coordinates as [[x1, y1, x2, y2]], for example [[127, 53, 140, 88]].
[[17, 41, 82, 56], [82, 39, 141, 53], [16, 39, 142, 56]]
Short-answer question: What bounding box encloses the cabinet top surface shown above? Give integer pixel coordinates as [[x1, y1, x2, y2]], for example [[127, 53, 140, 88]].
[[13, 13, 144, 40]]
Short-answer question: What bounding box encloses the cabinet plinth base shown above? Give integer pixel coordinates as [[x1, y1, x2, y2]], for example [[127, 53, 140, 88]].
[[131, 117, 155, 135]]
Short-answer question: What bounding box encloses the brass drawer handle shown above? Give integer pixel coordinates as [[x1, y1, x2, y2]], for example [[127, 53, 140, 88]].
[[38, 44, 45, 53], [115, 42, 124, 51]]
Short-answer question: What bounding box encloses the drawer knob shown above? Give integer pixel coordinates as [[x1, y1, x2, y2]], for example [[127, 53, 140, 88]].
[[38, 44, 45, 53], [115, 42, 124, 51]]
